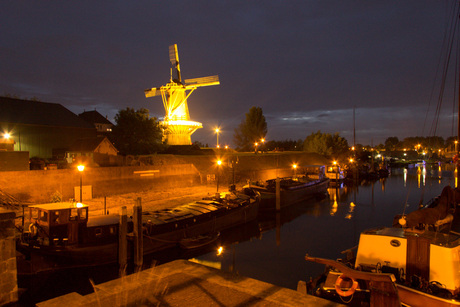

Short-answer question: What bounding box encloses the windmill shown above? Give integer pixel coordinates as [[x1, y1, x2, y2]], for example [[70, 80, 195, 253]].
[[144, 44, 219, 145]]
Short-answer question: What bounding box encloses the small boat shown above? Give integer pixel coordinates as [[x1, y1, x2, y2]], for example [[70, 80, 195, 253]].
[[16, 189, 259, 275], [179, 232, 220, 249], [325, 164, 345, 187], [245, 165, 329, 210], [301, 185, 460, 306]]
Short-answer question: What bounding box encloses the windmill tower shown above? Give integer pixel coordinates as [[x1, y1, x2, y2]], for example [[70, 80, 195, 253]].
[[144, 44, 219, 145]]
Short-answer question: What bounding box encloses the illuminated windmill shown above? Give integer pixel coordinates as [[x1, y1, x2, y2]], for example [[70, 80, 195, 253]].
[[144, 44, 219, 145]]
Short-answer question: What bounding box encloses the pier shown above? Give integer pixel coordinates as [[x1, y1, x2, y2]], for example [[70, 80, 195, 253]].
[[37, 259, 339, 306]]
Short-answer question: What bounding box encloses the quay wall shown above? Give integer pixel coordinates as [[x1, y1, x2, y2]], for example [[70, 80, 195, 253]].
[[0, 209, 17, 306], [0, 152, 330, 203]]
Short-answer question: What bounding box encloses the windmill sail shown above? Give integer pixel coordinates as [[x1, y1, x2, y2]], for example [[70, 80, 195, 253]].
[[185, 75, 220, 87], [169, 44, 181, 83]]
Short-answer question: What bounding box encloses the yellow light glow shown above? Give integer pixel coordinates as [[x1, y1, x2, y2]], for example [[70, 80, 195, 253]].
[[261, 138, 265, 143], [217, 246, 223, 256], [215, 128, 220, 133], [3, 133, 11, 139], [217, 145, 220, 148], [292, 164, 297, 169], [333, 161, 337, 165], [349, 158, 354, 163], [255, 142, 258, 146], [76, 202, 84, 208], [77, 165, 85, 172], [217, 160, 222, 166], [225, 145, 228, 149]]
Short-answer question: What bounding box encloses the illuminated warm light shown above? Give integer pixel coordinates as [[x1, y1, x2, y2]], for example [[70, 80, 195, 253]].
[[333, 161, 337, 165], [145, 44, 219, 145], [255, 142, 258, 147], [77, 165, 85, 172], [292, 164, 297, 169], [215, 128, 220, 133], [217, 246, 223, 256], [351, 146, 355, 150], [261, 138, 265, 143], [349, 158, 354, 163], [225, 145, 228, 149], [217, 160, 222, 166], [217, 145, 220, 148], [350, 202, 355, 207], [76, 202, 84, 208], [3, 133, 10, 139]]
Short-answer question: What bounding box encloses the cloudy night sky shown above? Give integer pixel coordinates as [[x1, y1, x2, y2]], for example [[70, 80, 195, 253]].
[[1, 1, 459, 147]]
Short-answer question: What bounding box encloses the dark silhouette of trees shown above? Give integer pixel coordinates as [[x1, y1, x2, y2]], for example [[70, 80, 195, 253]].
[[233, 106, 267, 151], [303, 131, 349, 159], [110, 108, 163, 155]]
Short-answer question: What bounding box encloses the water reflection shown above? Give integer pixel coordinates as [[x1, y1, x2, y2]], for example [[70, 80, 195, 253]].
[[195, 163, 456, 290]]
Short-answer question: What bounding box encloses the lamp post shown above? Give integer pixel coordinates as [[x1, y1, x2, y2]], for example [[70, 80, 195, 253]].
[[215, 128, 220, 148], [77, 165, 85, 202], [293, 164, 297, 177], [216, 159, 222, 192], [254, 142, 258, 154]]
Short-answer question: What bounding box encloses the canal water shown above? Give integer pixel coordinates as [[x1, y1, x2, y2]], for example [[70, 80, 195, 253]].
[[193, 163, 456, 290], [21, 163, 455, 305]]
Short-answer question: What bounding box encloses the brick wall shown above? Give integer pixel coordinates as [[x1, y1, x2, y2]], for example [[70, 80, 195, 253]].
[[0, 209, 17, 305]]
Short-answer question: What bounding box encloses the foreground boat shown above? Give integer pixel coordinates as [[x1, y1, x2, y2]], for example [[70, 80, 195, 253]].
[[301, 185, 460, 306], [16, 189, 259, 275], [245, 165, 329, 210]]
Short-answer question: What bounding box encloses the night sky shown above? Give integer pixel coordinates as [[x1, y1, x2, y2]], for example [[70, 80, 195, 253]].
[[1, 1, 458, 147]]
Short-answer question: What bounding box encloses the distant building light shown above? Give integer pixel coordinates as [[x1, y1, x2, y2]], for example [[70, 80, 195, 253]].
[[4, 133, 10, 139]]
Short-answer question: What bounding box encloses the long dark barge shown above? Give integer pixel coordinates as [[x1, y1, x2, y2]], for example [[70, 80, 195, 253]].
[[16, 189, 259, 275]]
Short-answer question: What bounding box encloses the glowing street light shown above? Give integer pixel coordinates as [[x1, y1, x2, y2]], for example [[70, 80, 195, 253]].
[[3, 133, 10, 139], [215, 128, 220, 148], [292, 164, 297, 177], [77, 165, 85, 202]]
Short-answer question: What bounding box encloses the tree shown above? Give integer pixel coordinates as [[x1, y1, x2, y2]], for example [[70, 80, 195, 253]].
[[384, 137, 400, 151], [303, 131, 349, 159], [110, 108, 163, 155], [233, 106, 267, 151]]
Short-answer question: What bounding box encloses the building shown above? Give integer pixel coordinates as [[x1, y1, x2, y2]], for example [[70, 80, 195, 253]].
[[0, 97, 97, 159], [78, 110, 114, 136], [66, 136, 119, 166]]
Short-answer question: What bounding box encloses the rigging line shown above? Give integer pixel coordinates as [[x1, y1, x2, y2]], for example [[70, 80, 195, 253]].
[[423, 1, 456, 136], [430, 3, 460, 137]]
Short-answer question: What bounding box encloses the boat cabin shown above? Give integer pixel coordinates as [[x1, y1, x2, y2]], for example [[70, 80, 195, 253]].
[[24, 202, 121, 247], [26, 202, 88, 246]]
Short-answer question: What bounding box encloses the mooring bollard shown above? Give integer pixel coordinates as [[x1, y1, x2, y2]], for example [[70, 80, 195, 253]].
[[118, 206, 127, 277], [275, 177, 281, 211], [133, 198, 143, 272]]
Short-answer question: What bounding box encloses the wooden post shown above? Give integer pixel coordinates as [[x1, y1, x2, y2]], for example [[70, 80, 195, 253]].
[[133, 198, 143, 272], [276, 177, 281, 211], [118, 206, 127, 277]]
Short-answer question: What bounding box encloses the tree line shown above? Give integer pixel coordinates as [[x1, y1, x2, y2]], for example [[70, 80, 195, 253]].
[[109, 107, 456, 160]]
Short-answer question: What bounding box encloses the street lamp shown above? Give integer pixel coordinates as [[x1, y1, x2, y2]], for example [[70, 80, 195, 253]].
[[216, 159, 222, 192], [293, 164, 297, 177], [77, 165, 85, 202], [254, 142, 258, 154], [215, 128, 220, 148]]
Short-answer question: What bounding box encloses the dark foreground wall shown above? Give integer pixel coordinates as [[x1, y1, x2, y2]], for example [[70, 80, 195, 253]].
[[0, 209, 17, 305]]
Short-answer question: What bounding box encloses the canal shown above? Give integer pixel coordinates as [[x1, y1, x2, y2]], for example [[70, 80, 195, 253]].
[[193, 163, 456, 290], [21, 163, 455, 305]]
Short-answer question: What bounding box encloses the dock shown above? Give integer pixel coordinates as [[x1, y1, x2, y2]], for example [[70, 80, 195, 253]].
[[37, 259, 340, 306]]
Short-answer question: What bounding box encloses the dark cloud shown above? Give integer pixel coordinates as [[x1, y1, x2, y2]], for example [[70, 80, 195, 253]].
[[0, 1, 456, 146]]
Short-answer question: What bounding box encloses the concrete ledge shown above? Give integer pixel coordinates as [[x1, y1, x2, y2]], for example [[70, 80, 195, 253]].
[[37, 259, 340, 306]]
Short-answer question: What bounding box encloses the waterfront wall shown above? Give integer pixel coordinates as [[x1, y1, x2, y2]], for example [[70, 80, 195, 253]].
[[0, 164, 199, 203], [0, 209, 17, 306], [0, 152, 330, 203]]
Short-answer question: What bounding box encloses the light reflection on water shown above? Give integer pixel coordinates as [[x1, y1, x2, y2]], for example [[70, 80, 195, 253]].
[[193, 164, 456, 290]]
